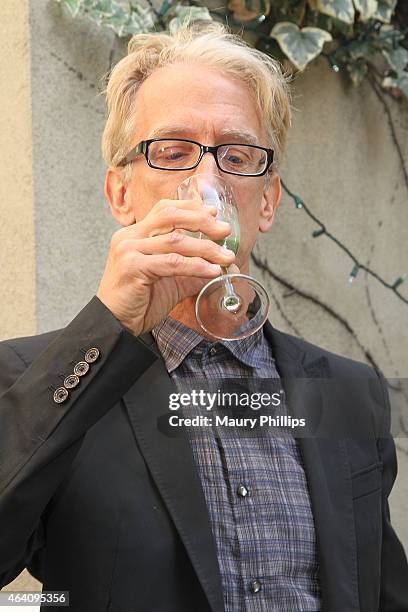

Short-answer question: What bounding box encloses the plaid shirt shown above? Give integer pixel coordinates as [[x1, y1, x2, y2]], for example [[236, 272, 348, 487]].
[[152, 316, 321, 611]]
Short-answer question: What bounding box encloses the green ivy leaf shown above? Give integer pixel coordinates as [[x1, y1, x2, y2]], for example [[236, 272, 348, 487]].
[[95, 0, 127, 24], [121, 7, 156, 36], [317, 0, 355, 24], [55, 0, 82, 17], [347, 38, 373, 60], [372, 0, 397, 23], [353, 0, 378, 21], [270, 21, 332, 70], [330, 15, 354, 36], [90, 0, 116, 13], [383, 46, 408, 75], [168, 6, 213, 34], [59, 0, 157, 35], [57, 0, 121, 22], [376, 24, 404, 54], [383, 74, 408, 96]]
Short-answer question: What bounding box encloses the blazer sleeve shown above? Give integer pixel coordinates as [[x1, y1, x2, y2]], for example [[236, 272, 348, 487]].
[[0, 296, 157, 587], [376, 369, 408, 611]]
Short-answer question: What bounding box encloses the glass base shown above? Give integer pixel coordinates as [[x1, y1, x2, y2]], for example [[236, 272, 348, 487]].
[[195, 273, 270, 341]]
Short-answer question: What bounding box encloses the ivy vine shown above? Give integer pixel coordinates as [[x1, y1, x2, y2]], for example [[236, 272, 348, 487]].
[[55, 0, 407, 98]]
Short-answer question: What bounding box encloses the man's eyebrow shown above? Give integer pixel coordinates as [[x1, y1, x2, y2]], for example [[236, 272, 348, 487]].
[[147, 126, 191, 139], [218, 129, 260, 146], [146, 126, 260, 146]]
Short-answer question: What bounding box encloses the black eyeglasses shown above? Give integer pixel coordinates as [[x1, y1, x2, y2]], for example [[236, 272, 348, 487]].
[[117, 138, 274, 177]]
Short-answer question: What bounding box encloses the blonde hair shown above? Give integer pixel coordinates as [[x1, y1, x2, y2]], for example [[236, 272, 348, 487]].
[[100, 21, 292, 184]]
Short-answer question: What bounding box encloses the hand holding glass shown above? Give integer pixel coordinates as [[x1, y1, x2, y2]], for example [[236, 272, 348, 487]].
[[177, 174, 269, 340]]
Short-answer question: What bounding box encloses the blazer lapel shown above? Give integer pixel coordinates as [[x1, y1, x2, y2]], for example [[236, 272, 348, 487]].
[[264, 322, 360, 612], [122, 336, 225, 612]]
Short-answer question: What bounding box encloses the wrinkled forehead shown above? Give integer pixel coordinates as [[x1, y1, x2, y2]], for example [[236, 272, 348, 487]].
[[131, 62, 267, 145]]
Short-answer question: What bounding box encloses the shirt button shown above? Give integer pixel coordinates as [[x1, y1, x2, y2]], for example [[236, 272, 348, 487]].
[[209, 346, 217, 356], [237, 484, 249, 498], [250, 579, 262, 594]]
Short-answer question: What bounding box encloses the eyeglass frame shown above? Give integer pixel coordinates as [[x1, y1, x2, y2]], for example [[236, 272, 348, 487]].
[[116, 137, 274, 177]]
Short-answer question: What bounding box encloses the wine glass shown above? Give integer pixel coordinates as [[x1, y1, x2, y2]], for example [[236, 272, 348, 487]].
[[177, 173, 269, 340]]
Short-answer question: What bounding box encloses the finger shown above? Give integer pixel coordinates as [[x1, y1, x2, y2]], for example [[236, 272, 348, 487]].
[[141, 207, 231, 240], [130, 252, 222, 282], [112, 199, 219, 243], [152, 197, 217, 216], [122, 232, 236, 265]]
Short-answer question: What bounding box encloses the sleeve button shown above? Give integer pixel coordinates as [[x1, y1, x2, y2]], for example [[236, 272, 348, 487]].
[[53, 387, 69, 404], [64, 374, 80, 389], [85, 347, 100, 363], [74, 361, 90, 376]]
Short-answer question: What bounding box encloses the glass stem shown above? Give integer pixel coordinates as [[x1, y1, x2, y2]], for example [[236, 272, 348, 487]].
[[220, 267, 242, 313]]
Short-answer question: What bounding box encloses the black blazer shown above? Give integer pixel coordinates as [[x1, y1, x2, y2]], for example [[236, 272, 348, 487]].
[[0, 296, 407, 612]]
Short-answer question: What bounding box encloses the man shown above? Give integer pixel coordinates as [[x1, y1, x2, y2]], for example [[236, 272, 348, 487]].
[[0, 21, 407, 612]]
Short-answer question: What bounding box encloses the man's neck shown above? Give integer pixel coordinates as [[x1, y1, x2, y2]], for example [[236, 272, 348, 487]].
[[169, 297, 216, 341]]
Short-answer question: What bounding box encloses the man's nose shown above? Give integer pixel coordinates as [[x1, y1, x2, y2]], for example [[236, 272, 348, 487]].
[[194, 151, 221, 177]]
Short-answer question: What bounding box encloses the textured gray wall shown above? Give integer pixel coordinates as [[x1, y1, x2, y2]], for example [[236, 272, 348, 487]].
[[4, 0, 408, 592], [259, 61, 408, 372], [31, 0, 123, 330]]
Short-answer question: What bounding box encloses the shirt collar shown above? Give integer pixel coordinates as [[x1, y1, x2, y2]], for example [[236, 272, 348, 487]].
[[151, 315, 267, 372]]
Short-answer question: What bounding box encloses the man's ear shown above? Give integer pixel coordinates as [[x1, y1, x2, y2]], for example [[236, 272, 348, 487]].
[[104, 167, 135, 226], [259, 171, 281, 233]]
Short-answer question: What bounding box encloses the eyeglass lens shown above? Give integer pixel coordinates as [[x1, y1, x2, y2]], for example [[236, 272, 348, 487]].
[[147, 140, 267, 175]]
